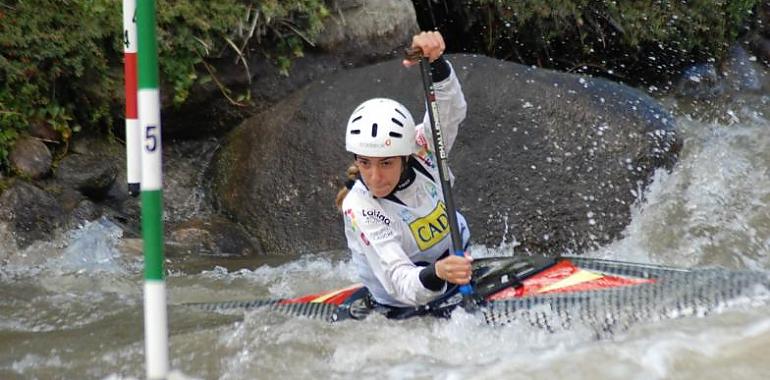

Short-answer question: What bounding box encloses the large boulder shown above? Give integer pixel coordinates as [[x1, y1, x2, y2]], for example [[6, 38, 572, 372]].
[[211, 54, 680, 256]]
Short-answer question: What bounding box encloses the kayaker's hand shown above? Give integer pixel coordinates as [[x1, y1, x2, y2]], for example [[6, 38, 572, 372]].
[[403, 31, 446, 67], [435, 253, 473, 285]]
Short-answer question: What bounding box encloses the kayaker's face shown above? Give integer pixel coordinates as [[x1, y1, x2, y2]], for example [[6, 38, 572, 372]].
[[355, 156, 403, 197]]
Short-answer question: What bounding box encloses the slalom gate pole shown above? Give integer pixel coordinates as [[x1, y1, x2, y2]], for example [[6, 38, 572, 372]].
[[123, 0, 141, 197], [414, 52, 473, 297], [136, 0, 169, 378]]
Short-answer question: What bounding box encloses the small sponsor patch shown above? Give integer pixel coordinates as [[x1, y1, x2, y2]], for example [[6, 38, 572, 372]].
[[424, 182, 439, 200], [344, 208, 359, 231], [399, 209, 414, 223], [358, 142, 385, 149], [416, 128, 428, 148], [359, 232, 370, 246], [369, 227, 395, 242], [416, 149, 436, 169], [424, 152, 435, 169]]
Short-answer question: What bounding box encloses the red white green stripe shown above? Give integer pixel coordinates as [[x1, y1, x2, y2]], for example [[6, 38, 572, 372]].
[[135, 0, 169, 378], [123, 0, 141, 196]]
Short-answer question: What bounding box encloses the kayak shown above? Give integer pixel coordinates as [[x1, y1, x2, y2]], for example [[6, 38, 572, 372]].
[[189, 255, 770, 336]]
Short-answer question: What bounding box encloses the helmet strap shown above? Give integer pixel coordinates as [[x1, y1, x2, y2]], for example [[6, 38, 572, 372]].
[[393, 156, 416, 193]]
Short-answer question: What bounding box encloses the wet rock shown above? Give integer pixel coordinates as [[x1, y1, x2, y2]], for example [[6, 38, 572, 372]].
[[117, 237, 144, 257], [674, 64, 724, 100], [674, 44, 765, 100], [318, 0, 417, 58], [750, 35, 770, 65], [53, 187, 86, 214], [55, 153, 118, 200], [28, 122, 62, 142], [101, 205, 140, 239], [70, 199, 102, 226], [168, 216, 263, 256], [74, 138, 220, 241], [161, 139, 218, 223], [721, 44, 764, 93], [331, 0, 363, 10], [68, 135, 124, 157], [211, 54, 680, 256], [8, 136, 52, 179], [0, 180, 66, 249], [675, 42, 770, 121], [756, 2, 770, 39]]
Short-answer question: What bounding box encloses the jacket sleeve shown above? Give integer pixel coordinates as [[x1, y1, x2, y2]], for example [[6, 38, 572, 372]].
[[417, 60, 467, 156], [342, 193, 445, 306]]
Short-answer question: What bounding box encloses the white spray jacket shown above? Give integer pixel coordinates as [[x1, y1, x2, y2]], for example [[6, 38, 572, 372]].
[[341, 62, 469, 307]]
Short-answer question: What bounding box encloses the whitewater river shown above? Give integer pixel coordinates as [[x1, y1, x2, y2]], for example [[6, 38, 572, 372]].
[[2, 95, 770, 379]]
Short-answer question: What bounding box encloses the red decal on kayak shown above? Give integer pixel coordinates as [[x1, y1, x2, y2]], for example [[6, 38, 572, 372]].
[[487, 260, 655, 301], [280, 284, 364, 306]]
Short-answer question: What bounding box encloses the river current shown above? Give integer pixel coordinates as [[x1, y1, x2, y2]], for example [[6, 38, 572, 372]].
[[1, 95, 769, 379]]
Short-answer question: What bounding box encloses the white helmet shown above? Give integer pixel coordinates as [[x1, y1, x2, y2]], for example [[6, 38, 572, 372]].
[[345, 98, 416, 157]]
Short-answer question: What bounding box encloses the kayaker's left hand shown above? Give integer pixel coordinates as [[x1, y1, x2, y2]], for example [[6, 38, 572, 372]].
[[435, 253, 473, 285]]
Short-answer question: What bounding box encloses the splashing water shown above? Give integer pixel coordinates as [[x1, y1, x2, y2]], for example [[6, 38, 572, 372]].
[[2, 101, 770, 379], [594, 111, 770, 271], [56, 217, 128, 274]]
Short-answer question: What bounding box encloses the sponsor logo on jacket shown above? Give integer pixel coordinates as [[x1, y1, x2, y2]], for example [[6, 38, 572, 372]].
[[344, 209, 359, 231], [359, 232, 370, 246], [398, 209, 414, 223], [425, 182, 439, 200], [409, 201, 449, 251], [369, 227, 394, 242], [416, 147, 436, 169], [362, 209, 391, 226]]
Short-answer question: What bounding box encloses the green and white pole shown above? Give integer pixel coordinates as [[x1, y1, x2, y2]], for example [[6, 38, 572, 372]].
[[123, 0, 141, 196], [136, 0, 169, 378]]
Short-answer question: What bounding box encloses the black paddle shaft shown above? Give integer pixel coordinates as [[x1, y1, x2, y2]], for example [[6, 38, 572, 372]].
[[414, 53, 475, 298], [416, 55, 463, 256]]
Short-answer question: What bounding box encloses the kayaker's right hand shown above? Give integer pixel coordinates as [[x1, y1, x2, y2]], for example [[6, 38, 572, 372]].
[[435, 254, 473, 285]]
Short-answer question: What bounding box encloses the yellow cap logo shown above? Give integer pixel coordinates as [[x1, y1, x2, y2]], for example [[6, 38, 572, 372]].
[[409, 202, 450, 251]]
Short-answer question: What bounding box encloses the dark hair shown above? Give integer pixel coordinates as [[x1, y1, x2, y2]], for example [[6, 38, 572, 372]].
[[335, 162, 359, 211]]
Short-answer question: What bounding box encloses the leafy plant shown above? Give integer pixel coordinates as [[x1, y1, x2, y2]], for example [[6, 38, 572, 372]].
[[0, 0, 329, 174], [155, 0, 329, 104], [0, 0, 119, 170]]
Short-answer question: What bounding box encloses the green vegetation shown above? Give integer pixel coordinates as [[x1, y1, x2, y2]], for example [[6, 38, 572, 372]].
[[459, 0, 760, 84], [0, 0, 762, 173], [0, 0, 328, 172], [0, 1, 118, 169]]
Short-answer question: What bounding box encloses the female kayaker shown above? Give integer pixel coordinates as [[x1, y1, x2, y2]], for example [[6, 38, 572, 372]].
[[335, 31, 472, 308]]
